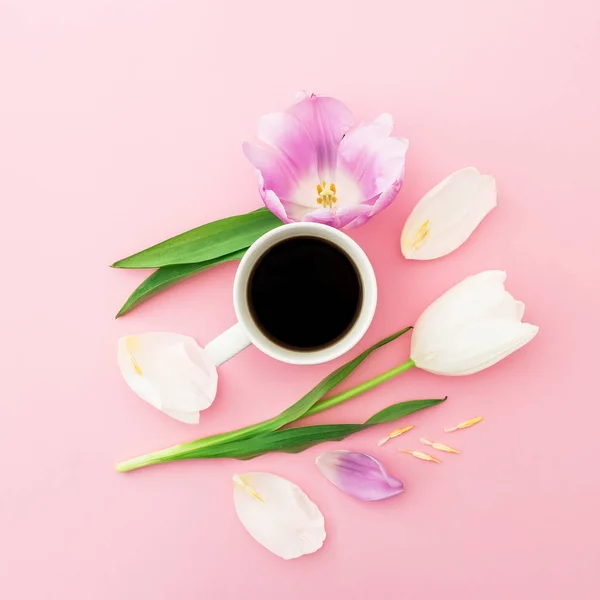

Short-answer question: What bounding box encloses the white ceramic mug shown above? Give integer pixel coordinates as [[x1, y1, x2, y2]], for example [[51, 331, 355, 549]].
[[204, 222, 377, 366]]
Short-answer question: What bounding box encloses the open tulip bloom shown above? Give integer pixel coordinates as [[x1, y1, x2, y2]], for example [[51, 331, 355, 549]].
[[243, 92, 408, 229]]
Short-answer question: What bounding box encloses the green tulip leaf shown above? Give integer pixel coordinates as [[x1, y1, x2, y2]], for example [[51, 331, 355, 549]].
[[112, 207, 282, 268], [115, 249, 247, 318]]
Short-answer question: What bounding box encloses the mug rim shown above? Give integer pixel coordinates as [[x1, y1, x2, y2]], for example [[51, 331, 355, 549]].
[[232, 222, 377, 366]]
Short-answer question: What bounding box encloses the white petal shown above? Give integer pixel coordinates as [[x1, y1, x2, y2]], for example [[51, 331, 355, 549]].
[[401, 167, 497, 260], [410, 271, 539, 375], [233, 473, 326, 560], [162, 408, 200, 424], [117, 333, 218, 423]]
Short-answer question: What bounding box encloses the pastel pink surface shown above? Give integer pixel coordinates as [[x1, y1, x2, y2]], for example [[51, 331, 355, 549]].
[[1, 1, 599, 598]]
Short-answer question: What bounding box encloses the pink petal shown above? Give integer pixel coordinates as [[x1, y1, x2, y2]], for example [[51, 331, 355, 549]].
[[342, 212, 372, 230], [337, 114, 408, 200], [282, 200, 316, 222], [369, 177, 404, 216], [301, 208, 339, 227], [243, 142, 297, 201], [303, 204, 372, 229], [316, 450, 404, 501], [286, 94, 354, 179], [257, 112, 319, 182], [256, 172, 291, 223]]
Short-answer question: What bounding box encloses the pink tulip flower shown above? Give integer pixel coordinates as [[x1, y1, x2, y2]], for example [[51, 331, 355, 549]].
[[243, 92, 408, 229]]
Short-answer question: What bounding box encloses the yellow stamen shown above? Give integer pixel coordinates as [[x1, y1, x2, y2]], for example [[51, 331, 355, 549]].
[[412, 219, 431, 250], [399, 449, 441, 463], [377, 425, 414, 446], [316, 180, 338, 208], [420, 438, 460, 454], [125, 336, 143, 376], [233, 475, 265, 503], [444, 416, 483, 433]]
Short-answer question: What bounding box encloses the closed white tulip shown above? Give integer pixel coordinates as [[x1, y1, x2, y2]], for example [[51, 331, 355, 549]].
[[401, 167, 496, 260], [410, 271, 538, 375], [117, 333, 218, 423]]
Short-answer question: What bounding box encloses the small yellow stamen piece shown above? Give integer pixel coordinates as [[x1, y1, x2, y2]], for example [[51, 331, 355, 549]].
[[316, 183, 323, 194], [233, 475, 265, 503], [420, 438, 460, 454], [444, 416, 483, 433], [125, 337, 143, 376], [330, 182, 336, 193], [399, 449, 441, 463], [412, 219, 431, 250], [377, 425, 414, 446]]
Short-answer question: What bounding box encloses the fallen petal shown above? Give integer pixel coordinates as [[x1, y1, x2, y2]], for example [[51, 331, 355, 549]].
[[117, 333, 218, 424], [401, 167, 496, 260], [233, 472, 326, 560], [316, 450, 404, 501]]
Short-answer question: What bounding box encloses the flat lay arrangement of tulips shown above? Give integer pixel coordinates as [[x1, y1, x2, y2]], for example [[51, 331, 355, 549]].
[[112, 93, 538, 560]]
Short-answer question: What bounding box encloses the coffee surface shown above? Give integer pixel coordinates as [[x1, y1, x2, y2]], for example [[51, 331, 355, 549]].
[[248, 236, 362, 350]]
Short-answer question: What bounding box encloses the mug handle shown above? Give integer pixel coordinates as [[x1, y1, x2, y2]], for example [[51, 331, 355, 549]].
[[205, 322, 252, 366]]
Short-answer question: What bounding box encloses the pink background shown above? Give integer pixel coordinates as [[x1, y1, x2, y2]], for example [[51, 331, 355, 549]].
[[1, 1, 599, 598]]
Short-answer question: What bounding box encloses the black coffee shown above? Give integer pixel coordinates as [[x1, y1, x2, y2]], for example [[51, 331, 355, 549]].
[[248, 236, 362, 351]]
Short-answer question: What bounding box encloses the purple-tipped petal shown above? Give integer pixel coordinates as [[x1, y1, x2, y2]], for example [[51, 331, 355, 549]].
[[369, 176, 404, 217], [256, 172, 291, 223], [262, 189, 291, 223], [257, 112, 319, 182], [316, 450, 404, 501], [337, 117, 408, 201], [286, 94, 354, 179], [243, 142, 296, 201], [303, 204, 371, 229]]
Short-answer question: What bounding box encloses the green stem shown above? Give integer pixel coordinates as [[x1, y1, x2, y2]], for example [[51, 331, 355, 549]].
[[116, 358, 416, 473], [305, 359, 416, 417]]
